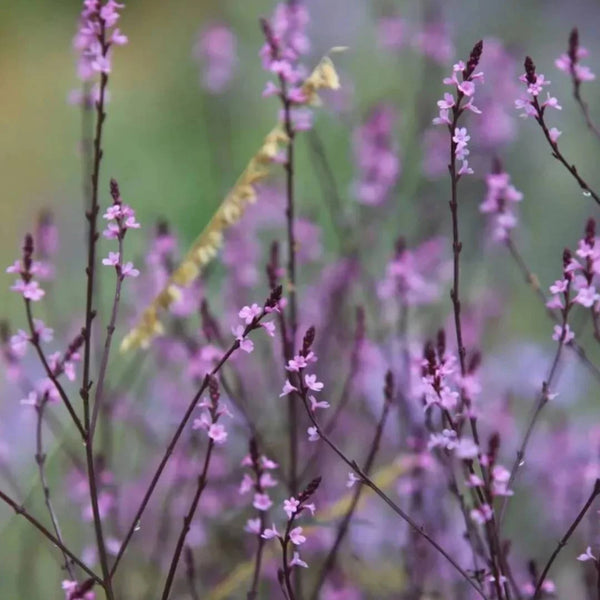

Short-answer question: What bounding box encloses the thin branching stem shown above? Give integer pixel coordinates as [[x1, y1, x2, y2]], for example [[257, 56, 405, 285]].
[[533, 479, 600, 599]]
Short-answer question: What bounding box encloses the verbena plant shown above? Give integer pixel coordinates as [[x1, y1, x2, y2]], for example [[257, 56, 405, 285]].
[[3, 2, 600, 599]]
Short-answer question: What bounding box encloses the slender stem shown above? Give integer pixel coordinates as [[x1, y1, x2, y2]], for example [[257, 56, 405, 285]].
[[90, 235, 125, 441], [498, 338, 565, 526], [0, 488, 103, 585], [533, 478, 600, 599], [35, 394, 75, 580], [78, 21, 115, 597], [110, 315, 267, 577], [294, 375, 487, 598], [24, 301, 85, 439], [527, 72, 600, 204], [247, 440, 268, 600], [160, 439, 215, 600], [310, 382, 392, 599], [281, 78, 299, 495], [247, 512, 267, 600]]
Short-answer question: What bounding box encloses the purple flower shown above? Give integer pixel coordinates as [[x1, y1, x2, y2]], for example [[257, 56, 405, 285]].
[[253, 493, 273, 512], [304, 374, 323, 392], [289, 551, 308, 569], [283, 497, 299, 519], [352, 104, 400, 206], [193, 24, 238, 94], [289, 526, 306, 545]]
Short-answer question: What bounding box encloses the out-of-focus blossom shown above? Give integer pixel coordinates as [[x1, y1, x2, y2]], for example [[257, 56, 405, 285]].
[[193, 24, 238, 94], [480, 165, 524, 242], [352, 104, 400, 206]]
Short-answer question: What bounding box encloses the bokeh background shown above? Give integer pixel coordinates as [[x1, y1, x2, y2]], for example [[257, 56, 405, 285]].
[[2, 0, 600, 597]]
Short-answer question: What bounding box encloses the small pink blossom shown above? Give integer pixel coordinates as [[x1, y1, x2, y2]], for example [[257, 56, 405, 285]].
[[310, 395, 330, 411], [261, 523, 280, 539], [102, 252, 120, 267], [11, 280, 45, 301], [239, 303, 262, 324], [289, 551, 308, 568], [253, 493, 273, 511], [552, 324, 574, 343], [577, 546, 597, 562], [280, 379, 297, 397], [244, 518, 261, 534], [307, 426, 319, 442], [289, 526, 306, 545], [283, 497, 299, 519], [121, 262, 140, 278], [208, 423, 228, 444], [304, 374, 324, 392]]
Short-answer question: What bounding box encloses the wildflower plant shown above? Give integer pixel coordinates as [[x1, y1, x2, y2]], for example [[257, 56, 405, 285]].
[[5, 2, 600, 599]]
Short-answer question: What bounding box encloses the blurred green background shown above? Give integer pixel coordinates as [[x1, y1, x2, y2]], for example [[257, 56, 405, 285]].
[[2, 0, 600, 597]]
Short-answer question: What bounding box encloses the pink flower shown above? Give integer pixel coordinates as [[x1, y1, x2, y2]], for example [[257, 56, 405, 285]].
[[575, 285, 598, 308], [10, 330, 29, 357], [232, 325, 254, 354], [261, 523, 280, 539], [239, 303, 262, 324], [577, 546, 597, 562], [437, 92, 455, 110], [552, 324, 574, 343], [307, 427, 319, 442], [11, 280, 45, 301], [470, 503, 493, 525], [310, 395, 330, 411], [208, 423, 228, 444], [239, 473, 254, 495], [289, 552, 308, 569], [244, 518, 261, 534], [289, 526, 306, 545], [253, 493, 273, 511], [286, 354, 308, 372], [261, 456, 278, 470], [102, 251, 120, 267], [280, 379, 297, 397], [193, 24, 237, 94], [260, 472, 278, 488], [121, 262, 140, 278], [283, 497, 299, 519], [549, 279, 568, 294], [304, 374, 323, 392], [541, 93, 562, 110]]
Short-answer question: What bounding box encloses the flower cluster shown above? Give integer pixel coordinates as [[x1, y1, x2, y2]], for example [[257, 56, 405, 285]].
[[261, 477, 320, 572], [279, 327, 326, 441], [260, 2, 313, 132], [101, 179, 140, 279], [73, 0, 127, 81], [352, 104, 400, 206], [377, 237, 450, 306], [480, 161, 524, 242], [192, 375, 231, 445], [7, 235, 48, 302], [555, 28, 596, 84], [548, 220, 600, 342], [433, 41, 484, 175], [193, 24, 238, 94], [240, 439, 279, 533], [515, 56, 562, 121]]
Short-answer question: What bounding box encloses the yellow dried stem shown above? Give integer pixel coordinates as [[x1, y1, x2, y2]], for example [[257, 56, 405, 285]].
[[121, 56, 341, 352]]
